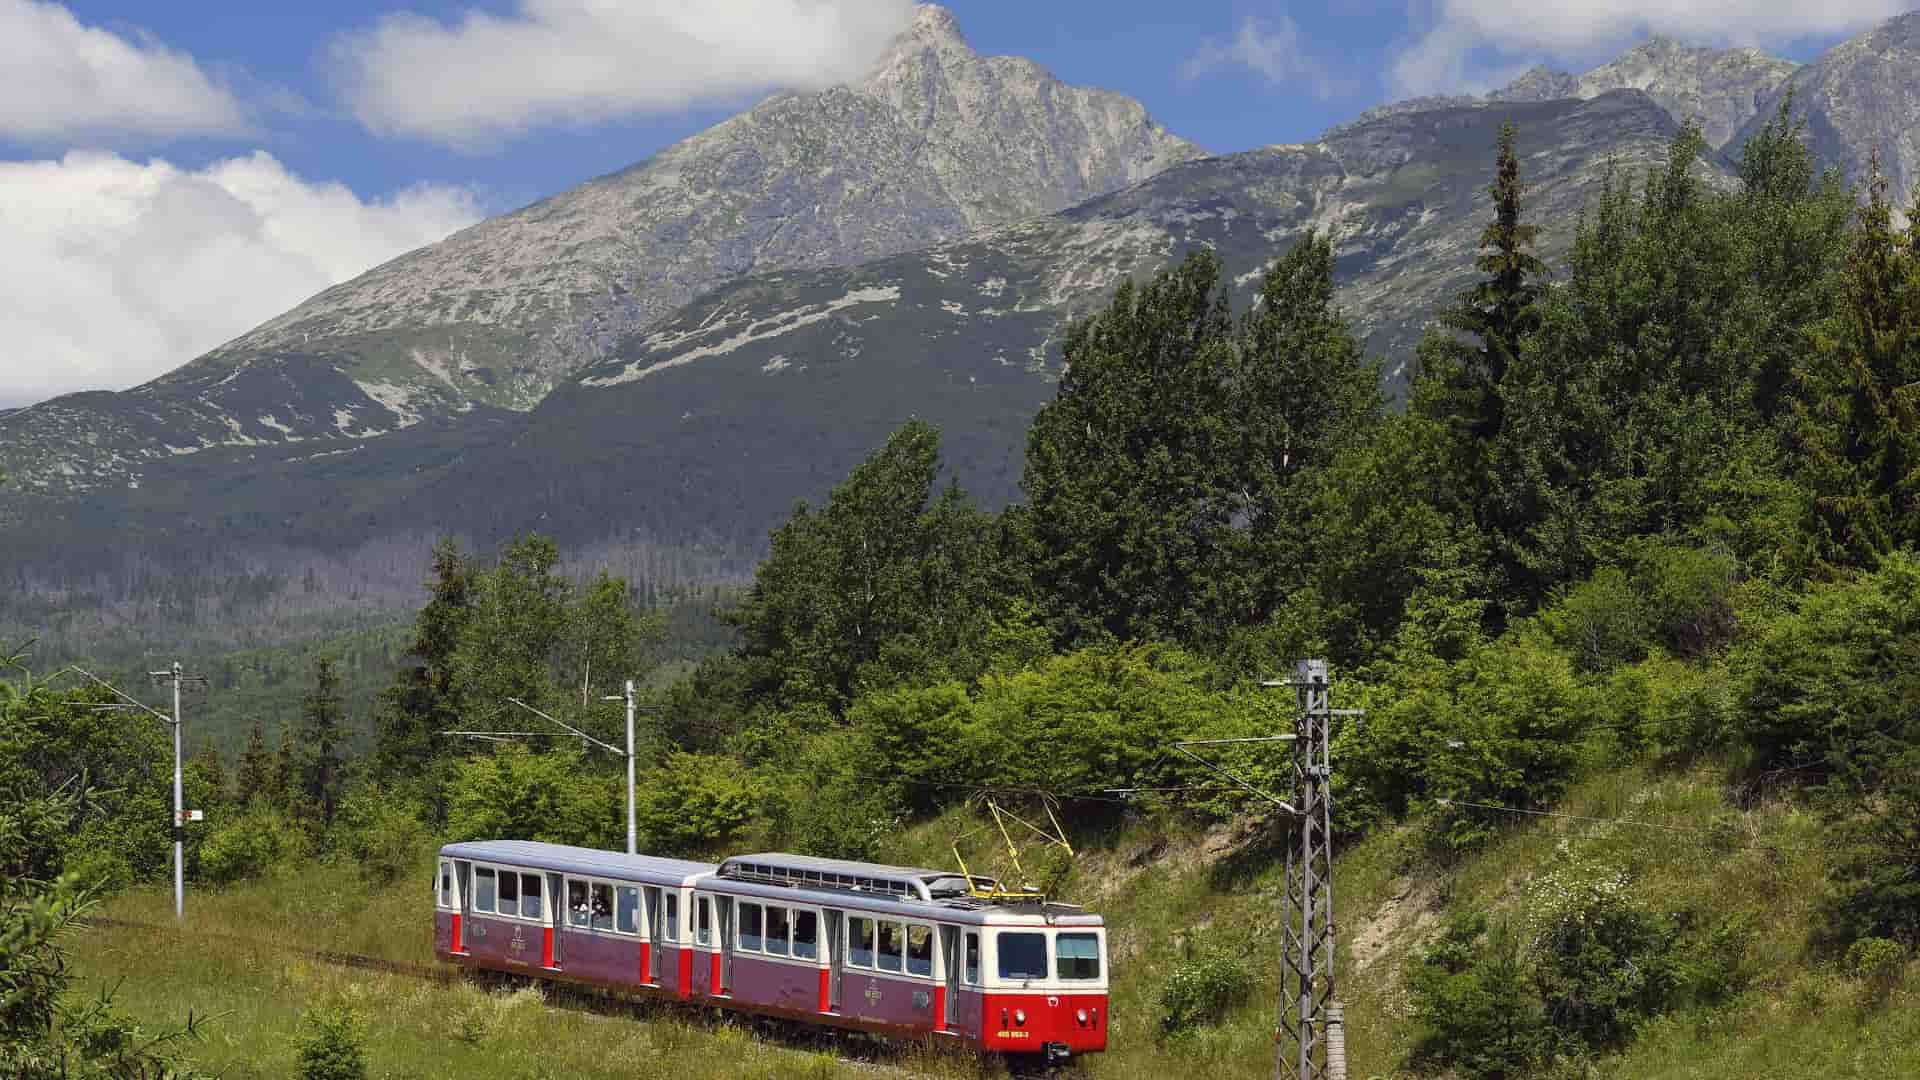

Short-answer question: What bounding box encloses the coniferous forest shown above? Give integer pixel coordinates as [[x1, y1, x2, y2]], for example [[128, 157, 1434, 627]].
[[7, 107, 1920, 1078]]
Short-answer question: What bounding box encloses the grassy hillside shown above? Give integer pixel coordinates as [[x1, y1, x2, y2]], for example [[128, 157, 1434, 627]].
[[69, 756, 1917, 1079]]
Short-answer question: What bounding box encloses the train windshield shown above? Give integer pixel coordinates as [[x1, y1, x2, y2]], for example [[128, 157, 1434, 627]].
[[997, 932, 1048, 980], [1056, 933, 1101, 980]]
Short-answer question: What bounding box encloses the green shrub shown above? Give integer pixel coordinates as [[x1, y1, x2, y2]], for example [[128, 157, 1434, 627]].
[[334, 790, 432, 884], [197, 803, 308, 885], [1531, 888, 1682, 1052], [1158, 948, 1255, 1037], [1542, 567, 1649, 673], [1846, 937, 1907, 1006], [445, 745, 618, 849], [1407, 912, 1546, 1079], [294, 1001, 366, 1080], [633, 752, 759, 855]]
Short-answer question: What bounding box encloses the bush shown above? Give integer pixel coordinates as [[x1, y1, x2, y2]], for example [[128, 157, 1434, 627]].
[[1846, 937, 1906, 1006], [334, 790, 432, 884], [1407, 912, 1546, 1079], [633, 752, 759, 855], [294, 1001, 366, 1080], [1530, 882, 1682, 1053], [1158, 948, 1254, 1037], [197, 803, 308, 885], [445, 746, 619, 849]]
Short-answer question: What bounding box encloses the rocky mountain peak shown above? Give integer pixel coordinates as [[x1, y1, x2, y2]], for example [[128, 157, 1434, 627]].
[[1734, 9, 1920, 209], [1488, 36, 1796, 148]]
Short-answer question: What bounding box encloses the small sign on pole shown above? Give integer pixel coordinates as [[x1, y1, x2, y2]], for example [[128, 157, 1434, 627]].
[[177, 809, 204, 823]]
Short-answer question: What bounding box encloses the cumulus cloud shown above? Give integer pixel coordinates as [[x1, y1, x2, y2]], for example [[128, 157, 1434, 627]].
[[1178, 15, 1352, 101], [1392, 0, 1911, 96], [329, 0, 918, 148], [0, 152, 480, 406], [0, 0, 249, 140]]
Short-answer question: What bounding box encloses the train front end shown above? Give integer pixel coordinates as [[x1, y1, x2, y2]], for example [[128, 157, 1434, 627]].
[[965, 913, 1109, 1061]]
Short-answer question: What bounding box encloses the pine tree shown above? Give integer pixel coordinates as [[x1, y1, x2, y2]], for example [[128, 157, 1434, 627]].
[[297, 657, 348, 827], [1796, 154, 1920, 564], [188, 740, 227, 805], [1420, 122, 1547, 445], [372, 539, 472, 781], [235, 721, 275, 806]]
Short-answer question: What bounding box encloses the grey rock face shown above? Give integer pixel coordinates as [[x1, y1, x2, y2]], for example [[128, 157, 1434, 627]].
[[1489, 36, 1798, 148], [0, 3, 1198, 495], [1734, 12, 1920, 208]]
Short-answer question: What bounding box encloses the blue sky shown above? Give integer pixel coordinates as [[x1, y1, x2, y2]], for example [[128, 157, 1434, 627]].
[[0, 0, 1907, 406]]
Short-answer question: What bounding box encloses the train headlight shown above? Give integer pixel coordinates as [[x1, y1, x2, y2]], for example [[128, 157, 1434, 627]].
[[1014, 1008, 1027, 1026], [1076, 1009, 1088, 1025]]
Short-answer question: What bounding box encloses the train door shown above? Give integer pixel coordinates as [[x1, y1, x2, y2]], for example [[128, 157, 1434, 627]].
[[547, 873, 566, 967], [717, 896, 735, 994], [939, 925, 961, 1032], [643, 886, 663, 984], [824, 908, 844, 1012]]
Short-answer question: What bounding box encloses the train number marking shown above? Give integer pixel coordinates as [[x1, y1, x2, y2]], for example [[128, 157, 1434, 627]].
[[864, 980, 882, 1006]]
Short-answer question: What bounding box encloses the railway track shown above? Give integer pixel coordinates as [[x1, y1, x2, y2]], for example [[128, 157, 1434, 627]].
[[82, 917, 1021, 1076]]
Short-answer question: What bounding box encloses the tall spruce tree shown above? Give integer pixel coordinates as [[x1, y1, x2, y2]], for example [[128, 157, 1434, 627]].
[[1795, 155, 1920, 564], [297, 657, 348, 827], [235, 721, 275, 806], [1420, 122, 1546, 445], [373, 540, 473, 781]]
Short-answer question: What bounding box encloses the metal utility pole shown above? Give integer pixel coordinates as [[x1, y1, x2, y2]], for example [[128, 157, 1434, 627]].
[[442, 690, 653, 855], [1164, 660, 1359, 1080], [73, 663, 207, 920], [1277, 659, 1356, 1080]]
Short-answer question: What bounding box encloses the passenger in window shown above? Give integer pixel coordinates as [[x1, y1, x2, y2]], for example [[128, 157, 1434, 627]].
[[569, 880, 591, 927], [906, 925, 933, 976], [877, 922, 903, 973], [793, 911, 818, 960], [849, 917, 875, 967], [765, 906, 790, 956], [591, 884, 614, 931]]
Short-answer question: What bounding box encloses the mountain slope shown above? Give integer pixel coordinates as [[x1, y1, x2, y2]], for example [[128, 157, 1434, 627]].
[[387, 91, 1700, 551], [1733, 11, 1920, 207], [0, 3, 1198, 497]]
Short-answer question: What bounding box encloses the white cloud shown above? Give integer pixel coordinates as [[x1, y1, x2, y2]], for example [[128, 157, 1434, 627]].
[[1178, 15, 1351, 101], [0, 152, 480, 406], [330, 0, 918, 149], [0, 0, 249, 140], [1392, 0, 1910, 96]]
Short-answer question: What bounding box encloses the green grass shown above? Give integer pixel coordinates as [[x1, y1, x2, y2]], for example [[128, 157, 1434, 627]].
[[70, 761, 1917, 1078]]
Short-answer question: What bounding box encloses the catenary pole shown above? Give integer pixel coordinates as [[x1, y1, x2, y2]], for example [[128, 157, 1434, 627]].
[[624, 680, 637, 856], [171, 661, 183, 920]]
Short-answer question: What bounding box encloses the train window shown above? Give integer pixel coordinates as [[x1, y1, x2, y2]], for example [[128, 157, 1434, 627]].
[[567, 879, 591, 927], [848, 917, 875, 968], [498, 869, 519, 916], [997, 932, 1047, 981], [906, 925, 932, 976], [877, 921, 903, 973], [617, 887, 641, 935], [696, 897, 712, 945], [475, 868, 497, 914], [438, 861, 453, 908], [765, 906, 791, 956], [664, 894, 679, 940], [739, 902, 763, 952], [591, 883, 615, 931], [793, 910, 818, 960], [964, 932, 980, 985], [520, 873, 543, 920], [1056, 933, 1101, 980]]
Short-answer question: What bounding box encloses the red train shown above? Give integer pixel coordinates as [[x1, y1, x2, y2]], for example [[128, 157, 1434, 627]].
[[434, 840, 1110, 1062]]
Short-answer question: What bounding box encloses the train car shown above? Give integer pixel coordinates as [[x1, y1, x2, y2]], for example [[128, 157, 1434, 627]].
[[434, 841, 1109, 1062]]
